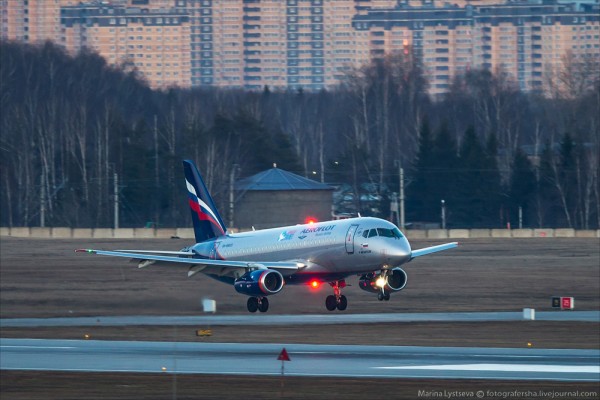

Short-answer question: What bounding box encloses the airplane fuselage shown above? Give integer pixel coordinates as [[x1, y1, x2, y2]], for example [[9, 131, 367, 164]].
[[190, 217, 412, 284], [78, 160, 457, 313]]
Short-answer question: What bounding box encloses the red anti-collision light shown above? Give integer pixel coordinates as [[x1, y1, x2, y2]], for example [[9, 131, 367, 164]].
[[305, 216, 317, 225]]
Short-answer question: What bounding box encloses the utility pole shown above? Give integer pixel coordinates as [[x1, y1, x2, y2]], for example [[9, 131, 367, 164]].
[[154, 115, 159, 227], [441, 199, 446, 230], [390, 193, 399, 226], [229, 164, 238, 230], [399, 165, 405, 231], [518, 206, 523, 229], [40, 174, 46, 228], [154, 114, 159, 187], [395, 160, 406, 231], [114, 172, 119, 229]]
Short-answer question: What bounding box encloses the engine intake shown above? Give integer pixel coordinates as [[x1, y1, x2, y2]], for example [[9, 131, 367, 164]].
[[234, 269, 284, 296], [359, 268, 408, 293], [386, 268, 408, 291]]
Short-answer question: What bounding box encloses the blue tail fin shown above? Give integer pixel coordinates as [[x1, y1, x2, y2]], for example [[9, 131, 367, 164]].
[[183, 160, 227, 242]]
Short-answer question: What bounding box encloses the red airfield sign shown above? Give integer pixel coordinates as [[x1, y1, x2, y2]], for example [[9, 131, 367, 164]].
[[277, 348, 291, 361]]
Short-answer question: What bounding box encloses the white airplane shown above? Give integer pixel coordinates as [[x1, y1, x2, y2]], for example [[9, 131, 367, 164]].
[[77, 160, 457, 313]]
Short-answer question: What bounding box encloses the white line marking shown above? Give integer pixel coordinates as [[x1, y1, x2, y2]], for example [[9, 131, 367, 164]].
[[1, 346, 76, 349], [375, 364, 600, 374]]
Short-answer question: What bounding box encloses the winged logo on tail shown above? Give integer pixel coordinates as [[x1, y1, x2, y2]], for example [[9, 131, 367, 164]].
[[183, 160, 227, 242]]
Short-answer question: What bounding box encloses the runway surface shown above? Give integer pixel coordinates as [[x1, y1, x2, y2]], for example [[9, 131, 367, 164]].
[[1, 338, 598, 382], [1, 311, 598, 328]]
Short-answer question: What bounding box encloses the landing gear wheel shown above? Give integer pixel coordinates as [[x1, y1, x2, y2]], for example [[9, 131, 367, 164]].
[[247, 297, 259, 313], [377, 292, 384, 301], [325, 295, 337, 311], [325, 280, 347, 311], [258, 297, 269, 313], [383, 293, 390, 301]]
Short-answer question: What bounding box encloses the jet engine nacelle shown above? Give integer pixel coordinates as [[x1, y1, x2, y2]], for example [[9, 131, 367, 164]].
[[234, 269, 284, 296], [359, 268, 408, 293]]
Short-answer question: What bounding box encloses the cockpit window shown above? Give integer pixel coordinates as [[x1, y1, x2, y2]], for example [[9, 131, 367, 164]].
[[377, 228, 394, 237], [363, 228, 404, 239], [376, 227, 404, 239]]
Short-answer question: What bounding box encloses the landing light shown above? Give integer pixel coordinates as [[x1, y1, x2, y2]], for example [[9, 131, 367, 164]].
[[376, 277, 386, 288]]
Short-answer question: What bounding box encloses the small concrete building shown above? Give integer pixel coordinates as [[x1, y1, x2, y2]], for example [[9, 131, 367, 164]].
[[235, 167, 334, 230]]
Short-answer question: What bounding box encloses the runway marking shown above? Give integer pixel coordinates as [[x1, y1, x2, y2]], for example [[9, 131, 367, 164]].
[[2, 310, 598, 327], [375, 364, 600, 374], [1, 345, 76, 350]]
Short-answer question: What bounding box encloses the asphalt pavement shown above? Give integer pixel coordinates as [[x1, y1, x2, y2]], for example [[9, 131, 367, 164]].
[[1, 338, 598, 382], [1, 311, 598, 328]]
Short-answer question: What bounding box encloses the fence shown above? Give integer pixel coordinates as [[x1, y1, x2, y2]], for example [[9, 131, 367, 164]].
[[1, 227, 598, 239]]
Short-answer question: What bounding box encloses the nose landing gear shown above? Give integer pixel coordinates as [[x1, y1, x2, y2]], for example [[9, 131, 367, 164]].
[[376, 270, 391, 301], [325, 280, 347, 311], [377, 291, 391, 301]]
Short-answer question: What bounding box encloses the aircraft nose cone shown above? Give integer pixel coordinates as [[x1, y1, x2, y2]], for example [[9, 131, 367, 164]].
[[386, 240, 411, 265]]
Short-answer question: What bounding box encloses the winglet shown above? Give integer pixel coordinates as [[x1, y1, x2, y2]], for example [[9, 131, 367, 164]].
[[75, 249, 96, 254], [410, 242, 458, 259]]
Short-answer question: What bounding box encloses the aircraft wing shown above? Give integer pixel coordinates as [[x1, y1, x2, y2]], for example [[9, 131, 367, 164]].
[[410, 242, 458, 259], [75, 249, 303, 278]]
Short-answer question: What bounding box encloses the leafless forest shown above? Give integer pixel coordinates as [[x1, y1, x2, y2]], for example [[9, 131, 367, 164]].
[[1, 41, 598, 228]]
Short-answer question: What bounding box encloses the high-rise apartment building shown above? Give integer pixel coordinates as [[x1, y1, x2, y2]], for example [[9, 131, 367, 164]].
[[187, 0, 354, 90], [1, 0, 191, 89], [60, 3, 191, 88], [353, 0, 599, 94], [1, 0, 63, 43], [2, 0, 598, 94]]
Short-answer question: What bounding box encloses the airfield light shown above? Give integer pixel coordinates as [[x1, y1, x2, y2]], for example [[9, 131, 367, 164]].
[[376, 277, 386, 288]]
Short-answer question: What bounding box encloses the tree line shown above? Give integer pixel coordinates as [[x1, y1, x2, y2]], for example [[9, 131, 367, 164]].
[[1, 41, 598, 229]]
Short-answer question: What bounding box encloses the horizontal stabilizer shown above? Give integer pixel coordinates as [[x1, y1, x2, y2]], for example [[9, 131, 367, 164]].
[[410, 242, 458, 259]]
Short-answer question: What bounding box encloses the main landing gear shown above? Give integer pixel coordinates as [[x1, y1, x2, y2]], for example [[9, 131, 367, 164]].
[[325, 280, 347, 311], [377, 291, 391, 301], [247, 296, 269, 313]]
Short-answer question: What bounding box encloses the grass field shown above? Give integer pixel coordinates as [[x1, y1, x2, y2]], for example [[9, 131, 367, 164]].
[[1, 237, 598, 317], [1, 236, 599, 399], [2, 372, 599, 400]]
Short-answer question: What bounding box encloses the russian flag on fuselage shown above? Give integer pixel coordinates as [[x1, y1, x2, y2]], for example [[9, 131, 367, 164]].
[[183, 160, 227, 242]]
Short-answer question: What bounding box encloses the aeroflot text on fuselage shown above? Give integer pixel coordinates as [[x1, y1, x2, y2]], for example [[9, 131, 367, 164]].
[[301, 225, 335, 234]]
